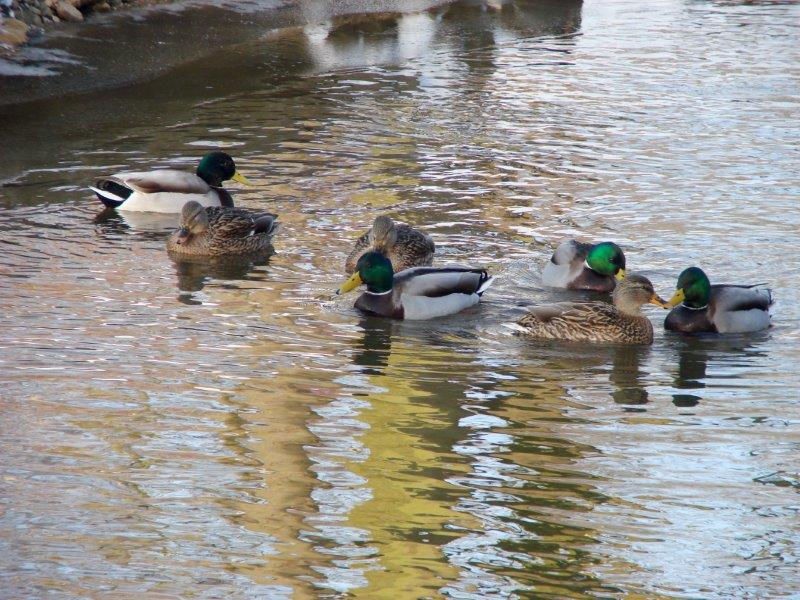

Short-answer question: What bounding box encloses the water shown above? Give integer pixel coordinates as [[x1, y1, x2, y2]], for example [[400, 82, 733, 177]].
[[1, 0, 799, 597]]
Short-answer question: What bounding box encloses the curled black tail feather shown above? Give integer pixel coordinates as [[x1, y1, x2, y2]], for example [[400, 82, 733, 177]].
[[95, 179, 133, 200], [253, 214, 279, 236]]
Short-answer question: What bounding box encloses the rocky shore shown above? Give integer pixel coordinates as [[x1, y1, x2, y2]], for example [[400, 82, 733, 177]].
[[1, 0, 165, 54]]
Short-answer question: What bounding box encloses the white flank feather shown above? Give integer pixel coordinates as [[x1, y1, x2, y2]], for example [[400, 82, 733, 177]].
[[118, 190, 221, 213], [400, 292, 479, 320], [714, 309, 771, 333]]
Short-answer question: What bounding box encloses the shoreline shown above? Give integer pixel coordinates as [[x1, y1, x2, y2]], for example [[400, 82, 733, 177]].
[[1, 0, 171, 55], [0, 0, 453, 107]]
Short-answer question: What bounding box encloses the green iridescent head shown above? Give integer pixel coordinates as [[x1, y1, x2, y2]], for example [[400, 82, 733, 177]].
[[196, 152, 251, 187], [668, 267, 711, 308], [587, 242, 626, 279], [337, 251, 394, 295]]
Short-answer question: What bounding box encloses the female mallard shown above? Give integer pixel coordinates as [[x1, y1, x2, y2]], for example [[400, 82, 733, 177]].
[[664, 267, 772, 334], [542, 239, 626, 292], [345, 216, 435, 274], [90, 151, 251, 213], [516, 274, 666, 344], [337, 251, 492, 320], [166, 201, 279, 257]]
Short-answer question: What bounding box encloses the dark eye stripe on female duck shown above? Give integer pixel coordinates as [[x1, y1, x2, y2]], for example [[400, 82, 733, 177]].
[[515, 274, 667, 344], [337, 251, 492, 320], [90, 151, 252, 213], [166, 201, 279, 257], [542, 239, 626, 292], [664, 267, 773, 334], [345, 216, 435, 274]]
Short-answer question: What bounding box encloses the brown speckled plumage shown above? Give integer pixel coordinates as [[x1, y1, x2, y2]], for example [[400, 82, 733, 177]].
[[516, 274, 665, 345], [167, 203, 278, 257], [345, 216, 434, 274], [517, 302, 654, 344]]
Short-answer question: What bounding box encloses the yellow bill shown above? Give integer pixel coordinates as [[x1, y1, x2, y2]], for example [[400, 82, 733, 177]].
[[231, 171, 253, 185], [665, 288, 685, 308], [337, 272, 363, 295], [615, 269, 626, 281]]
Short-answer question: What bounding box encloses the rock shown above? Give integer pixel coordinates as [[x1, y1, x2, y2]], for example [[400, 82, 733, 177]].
[[19, 9, 43, 25], [93, 1, 110, 12], [38, 0, 53, 19], [0, 17, 28, 51], [55, 0, 82, 21]]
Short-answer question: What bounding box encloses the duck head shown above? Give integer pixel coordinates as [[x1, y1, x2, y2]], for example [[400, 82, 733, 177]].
[[337, 251, 394, 295], [666, 267, 711, 308], [176, 201, 209, 245], [587, 242, 626, 280], [196, 151, 252, 187], [370, 216, 399, 253], [613, 274, 668, 315]]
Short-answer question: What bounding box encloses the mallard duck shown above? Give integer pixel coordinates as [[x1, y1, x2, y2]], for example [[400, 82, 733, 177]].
[[166, 201, 279, 257], [542, 239, 626, 292], [337, 251, 492, 320], [90, 151, 251, 213], [345, 216, 435, 274], [664, 267, 772, 334], [516, 274, 666, 344]]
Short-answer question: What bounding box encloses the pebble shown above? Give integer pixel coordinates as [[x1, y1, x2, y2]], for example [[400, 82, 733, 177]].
[[0, 16, 28, 52], [54, 0, 82, 21], [2, 0, 160, 54]]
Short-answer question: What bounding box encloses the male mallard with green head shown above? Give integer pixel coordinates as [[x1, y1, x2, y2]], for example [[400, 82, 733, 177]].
[[664, 267, 772, 334], [91, 151, 252, 213], [166, 201, 279, 257], [337, 251, 491, 320], [542, 239, 626, 292], [345, 216, 435, 274], [516, 274, 666, 344]]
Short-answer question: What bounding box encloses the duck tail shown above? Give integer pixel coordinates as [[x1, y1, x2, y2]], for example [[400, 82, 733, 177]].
[[477, 272, 494, 296], [90, 178, 132, 208], [254, 214, 279, 237]]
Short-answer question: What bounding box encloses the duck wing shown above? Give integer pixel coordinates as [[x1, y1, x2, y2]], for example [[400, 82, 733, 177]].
[[711, 284, 773, 312], [553, 239, 590, 265], [393, 225, 435, 268], [204, 207, 257, 240], [517, 302, 622, 340], [204, 207, 279, 240], [709, 284, 772, 333], [542, 239, 592, 288], [522, 301, 615, 325], [394, 266, 491, 297], [114, 170, 211, 195]]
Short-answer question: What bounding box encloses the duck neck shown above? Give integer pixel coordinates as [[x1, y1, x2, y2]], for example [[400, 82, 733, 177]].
[[197, 164, 225, 187], [615, 298, 645, 317]]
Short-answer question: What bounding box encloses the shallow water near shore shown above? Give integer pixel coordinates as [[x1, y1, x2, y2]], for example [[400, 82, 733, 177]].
[[1, 0, 800, 598]]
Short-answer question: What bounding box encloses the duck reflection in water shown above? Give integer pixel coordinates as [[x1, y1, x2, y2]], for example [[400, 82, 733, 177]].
[[608, 345, 651, 408], [93, 207, 176, 241], [171, 251, 274, 301], [351, 317, 394, 375], [671, 338, 708, 408], [667, 335, 767, 408]]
